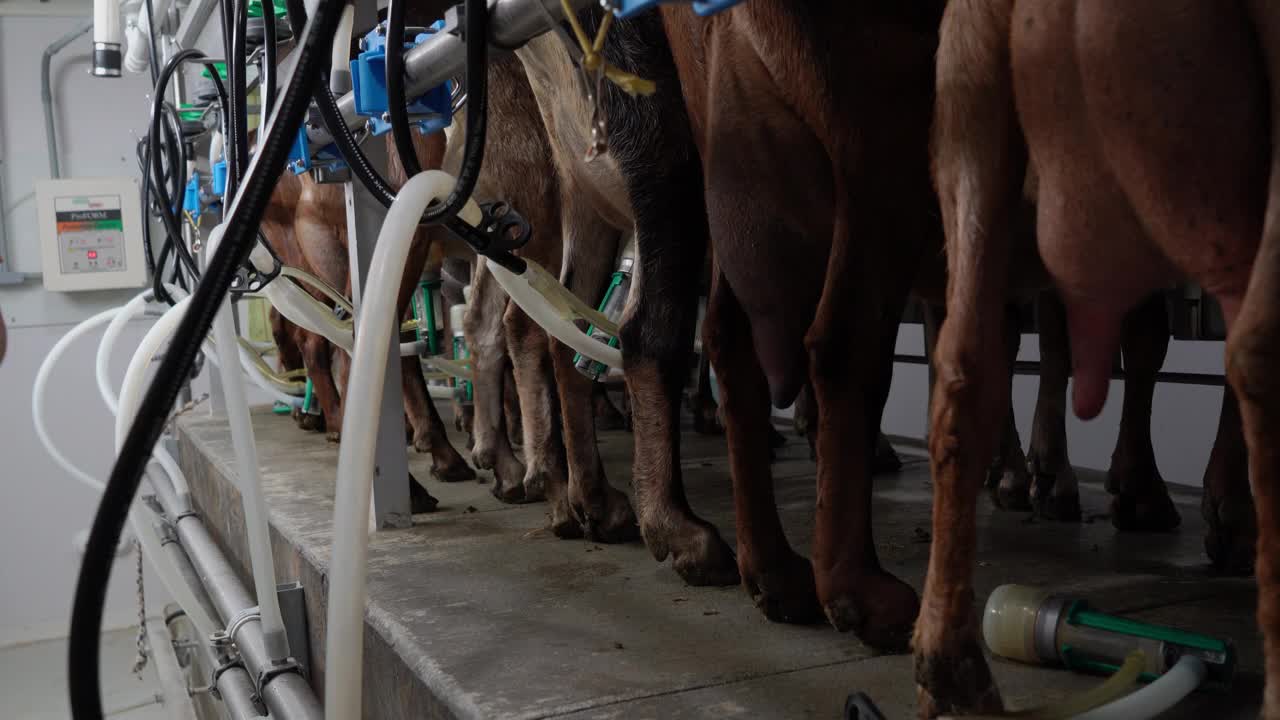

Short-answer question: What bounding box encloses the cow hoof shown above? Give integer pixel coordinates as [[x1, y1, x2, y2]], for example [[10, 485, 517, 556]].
[[326, 431, 341, 444], [1204, 493, 1255, 575], [522, 470, 548, 503], [822, 572, 919, 652], [874, 433, 903, 474], [1032, 488, 1082, 522], [408, 475, 439, 514], [431, 456, 477, 483], [549, 497, 585, 539], [741, 552, 823, 625], [991, 480, 1032, 512], [296, 412, 325, 433], [574, 485, 639, 544], [645, 517, 740, 586], [1111, 489, 1181, 532], [471, 444, 497, 471], [491, 479, 526, 504], [914, 639, 1003, 718]]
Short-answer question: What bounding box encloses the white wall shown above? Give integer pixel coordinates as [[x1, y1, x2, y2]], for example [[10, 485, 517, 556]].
[[882, 325, 1229, 489], [0, 12, 178, 648]]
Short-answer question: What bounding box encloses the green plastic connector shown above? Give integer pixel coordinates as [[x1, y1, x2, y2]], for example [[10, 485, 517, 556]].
[[572, 270, 627, 371]]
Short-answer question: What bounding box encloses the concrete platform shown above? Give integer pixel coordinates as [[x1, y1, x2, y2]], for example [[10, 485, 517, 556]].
[[175, 406, 1263, 719]]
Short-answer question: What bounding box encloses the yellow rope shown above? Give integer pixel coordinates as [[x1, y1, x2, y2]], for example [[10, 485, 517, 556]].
[[559, 0, 655, 96]]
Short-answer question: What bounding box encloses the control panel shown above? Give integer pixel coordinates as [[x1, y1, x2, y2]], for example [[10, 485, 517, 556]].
[[37, 177, 146, 291]]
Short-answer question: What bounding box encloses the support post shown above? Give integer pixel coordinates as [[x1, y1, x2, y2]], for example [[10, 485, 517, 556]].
[[343, 3, 413, 526]]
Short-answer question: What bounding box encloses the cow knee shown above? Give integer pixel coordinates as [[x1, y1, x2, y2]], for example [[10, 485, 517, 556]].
[[1226, 330, 1280, 406]]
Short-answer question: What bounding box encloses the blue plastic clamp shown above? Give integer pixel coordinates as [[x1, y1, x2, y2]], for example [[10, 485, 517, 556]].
[[611, 0, 744, 19], [351, 21, 453, 137], [183, 170, 202, 218], [287, 126, 346, 176], [211, 160, 228, 197]]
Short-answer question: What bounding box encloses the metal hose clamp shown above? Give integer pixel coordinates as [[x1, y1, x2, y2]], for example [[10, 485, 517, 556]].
[[224, 605, 261, 643]]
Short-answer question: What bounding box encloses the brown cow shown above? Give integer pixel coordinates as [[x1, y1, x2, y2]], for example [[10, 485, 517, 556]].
[[663, 1, 944, 643], [919, 0, 1271, 715]]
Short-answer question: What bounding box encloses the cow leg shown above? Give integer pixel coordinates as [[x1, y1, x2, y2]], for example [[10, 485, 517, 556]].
[[1109, 293, 1180, 531], [504, 299, 580, 536], [1203, 386, 1254, 573], [503, 363, 524, 448], [592, 383, 628, 432], [548, 193, 637, 543], [398, 230, 474, 482], [1026, 291, 1081, 520], [706, 270, 822, 624], [914, 0, 1018, 713], [301, 332, 344, 443], [985, 307, 1031, 510], [692, 349, 724, 435], [1227, 269, 1280, 718], [465, 262, 527, 502]]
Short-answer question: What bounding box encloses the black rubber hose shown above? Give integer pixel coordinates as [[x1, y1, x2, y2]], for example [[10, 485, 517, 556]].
[[283, 0, 307, 39], [314, 0, 489, 228], [422, 0, 487, 226], [227, 0, 250, 196], [68, 2, 346, 717], [148, 51, 208, 279], [143, 0, 161, 85], [385, 0, 421, 177], [261, 0, 278, 112]]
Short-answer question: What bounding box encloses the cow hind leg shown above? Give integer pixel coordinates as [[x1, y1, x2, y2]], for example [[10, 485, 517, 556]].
[[706, 272, 822, 624], [548, 196, 636, 543], [914, 0, 1020, 714], [1027, 291, 1082, 520], [504, 301, 580, 536], [465, 264, 527, 502], [985, 307, 1031, 510], [1202, 386, 1254, 573], [1109, 293, 1180, 531]]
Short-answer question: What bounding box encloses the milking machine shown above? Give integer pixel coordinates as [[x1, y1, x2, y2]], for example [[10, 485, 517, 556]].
[[846, 584, 1234, 720], [67, 0, 746, 719]]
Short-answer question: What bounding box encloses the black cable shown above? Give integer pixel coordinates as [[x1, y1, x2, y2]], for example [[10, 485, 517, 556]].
[[421, 0, 487, 226], [143, 0, 161, 85], [313, 0, 492, 230], [148, 51, 209, 280], [261, 0, 278, 112], [385, 0, 421, 177], [68, 4, 347, 717], [283, 0, 307, 40], [227, 0, 249, 197]]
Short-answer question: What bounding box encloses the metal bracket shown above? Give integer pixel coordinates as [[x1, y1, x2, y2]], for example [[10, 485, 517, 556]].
[[446, 201, 532, 257], [255, 657, 303, 698], [209, 655, 246, 700], [230, 233, 283, 296], [276, 582, 311, 678]]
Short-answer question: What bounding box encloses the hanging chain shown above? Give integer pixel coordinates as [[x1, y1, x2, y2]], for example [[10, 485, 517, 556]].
[[131, 539, 150, 677]]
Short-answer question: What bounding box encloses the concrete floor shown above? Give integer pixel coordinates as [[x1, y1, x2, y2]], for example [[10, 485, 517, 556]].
[[176, 407, 1263, 719], [0, 627, 168, 720]]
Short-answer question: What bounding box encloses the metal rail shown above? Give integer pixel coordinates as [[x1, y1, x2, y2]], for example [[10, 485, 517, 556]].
[[892, 354, 1226, 388]]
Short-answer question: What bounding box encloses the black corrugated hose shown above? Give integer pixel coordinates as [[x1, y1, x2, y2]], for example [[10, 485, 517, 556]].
[[67, 2, 348, 717], [385, 0, 421, 177]]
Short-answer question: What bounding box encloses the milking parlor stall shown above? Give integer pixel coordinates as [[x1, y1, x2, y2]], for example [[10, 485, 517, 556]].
[[5, 0, 1276, 717]]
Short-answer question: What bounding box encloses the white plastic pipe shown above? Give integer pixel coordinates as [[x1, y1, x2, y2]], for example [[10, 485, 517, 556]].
[[94, 289, 195, 506], [204, 224, 290, 662], [485, 258, 624, 369], [210, 295, 291, 663], [1074, 655, 1207, 720], [329, 3, 355, 94], [92, 0, 123, 76], [251, 245, 354, 352], [34, 306, 120, 494], [325, 171, 482, 720]]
